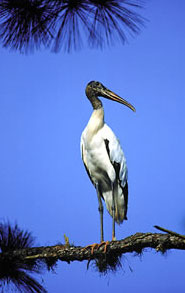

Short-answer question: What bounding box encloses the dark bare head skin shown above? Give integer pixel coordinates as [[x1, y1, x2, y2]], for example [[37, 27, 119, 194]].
[[85, 81, 136, 111]]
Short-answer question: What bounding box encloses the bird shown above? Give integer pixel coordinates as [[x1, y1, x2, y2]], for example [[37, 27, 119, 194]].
[[81, 81, 135, 243]]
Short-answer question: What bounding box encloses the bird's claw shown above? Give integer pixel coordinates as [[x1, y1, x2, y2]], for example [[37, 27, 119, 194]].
[[83, 241, 109, 254], [99, 240, 109, 253]]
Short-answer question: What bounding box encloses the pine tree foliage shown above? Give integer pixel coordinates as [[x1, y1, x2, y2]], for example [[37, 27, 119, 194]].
[[0, 0, 145, 53], [0, 222, 46, 293]]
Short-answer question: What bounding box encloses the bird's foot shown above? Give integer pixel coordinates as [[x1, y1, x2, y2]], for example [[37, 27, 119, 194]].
[[99, 240, 109, 253], [84, 243, 99, 254], [83, 241, 109, 254]]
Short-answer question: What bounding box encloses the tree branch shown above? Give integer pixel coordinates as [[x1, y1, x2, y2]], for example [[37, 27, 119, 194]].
[[1, 230, 185, 267]]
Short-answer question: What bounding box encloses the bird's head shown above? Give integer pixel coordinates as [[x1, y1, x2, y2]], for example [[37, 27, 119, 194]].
[[85, 81, 136, 112]]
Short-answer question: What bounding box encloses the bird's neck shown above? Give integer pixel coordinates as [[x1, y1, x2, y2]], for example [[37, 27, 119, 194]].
[[88, 95, 102, 110], [86, 107, 104, 138]]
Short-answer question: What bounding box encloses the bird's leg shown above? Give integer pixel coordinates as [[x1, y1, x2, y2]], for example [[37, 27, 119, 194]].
[[95, 183, 104, 242], [111, 182, 116, 241], [82, 184, 109, 254]]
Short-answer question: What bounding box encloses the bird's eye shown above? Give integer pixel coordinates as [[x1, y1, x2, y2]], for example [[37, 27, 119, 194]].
[[95, 82, 102, 88]]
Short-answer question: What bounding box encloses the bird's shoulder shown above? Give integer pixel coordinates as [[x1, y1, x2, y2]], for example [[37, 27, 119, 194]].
[[100, 123, 119, 141], [102, 124, 127, 166], [100, 124, 123, 154]]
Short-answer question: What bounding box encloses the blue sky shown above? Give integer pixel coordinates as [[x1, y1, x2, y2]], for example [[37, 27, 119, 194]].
[[0, 0, 185, 292]]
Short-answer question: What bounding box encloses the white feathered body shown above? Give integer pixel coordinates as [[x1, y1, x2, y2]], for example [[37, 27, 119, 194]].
[[81, 108, 128, 223]]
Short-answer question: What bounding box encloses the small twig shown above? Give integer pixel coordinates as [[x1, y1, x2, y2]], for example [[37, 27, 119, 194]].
[[154, 225, 185, 240]]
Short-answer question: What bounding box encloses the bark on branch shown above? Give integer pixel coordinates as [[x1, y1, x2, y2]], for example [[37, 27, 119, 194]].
[[1, 229, 185, 267]]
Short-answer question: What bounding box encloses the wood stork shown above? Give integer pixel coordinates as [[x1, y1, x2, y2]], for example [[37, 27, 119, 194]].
[[81, 81, 135, 243]]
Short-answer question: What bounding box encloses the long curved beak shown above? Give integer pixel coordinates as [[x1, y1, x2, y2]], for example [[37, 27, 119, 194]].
[[102, 88, 136, 112]]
